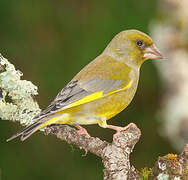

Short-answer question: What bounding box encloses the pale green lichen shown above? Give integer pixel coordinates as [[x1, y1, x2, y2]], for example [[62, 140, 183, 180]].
[[157, 173, 169, 180], [0, 54, 41, 126], [158, 161, 167, 171]]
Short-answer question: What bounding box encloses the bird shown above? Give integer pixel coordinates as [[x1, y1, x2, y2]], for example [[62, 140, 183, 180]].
[[7, 29, 163, 142]]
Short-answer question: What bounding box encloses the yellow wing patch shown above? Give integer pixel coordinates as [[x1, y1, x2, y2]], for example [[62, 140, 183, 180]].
[[38, 116, 59, 129], [65, 91, 103, 109], [64, 80, 133, 110]]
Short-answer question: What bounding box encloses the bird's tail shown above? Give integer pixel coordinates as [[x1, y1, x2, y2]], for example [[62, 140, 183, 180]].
[[7, 115, 64, 141], [7, 121, 43, 142]]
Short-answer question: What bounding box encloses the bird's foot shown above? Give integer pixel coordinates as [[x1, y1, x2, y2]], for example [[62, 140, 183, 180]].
[[107, 123, 137, 140], [74, 124, 90, 137]]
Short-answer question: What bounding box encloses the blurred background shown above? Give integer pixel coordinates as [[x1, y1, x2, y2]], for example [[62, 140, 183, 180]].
[[1, 0, 187, 179]]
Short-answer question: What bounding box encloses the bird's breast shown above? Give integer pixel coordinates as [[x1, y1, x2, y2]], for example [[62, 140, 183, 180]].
[[97, 83, 138, 119]]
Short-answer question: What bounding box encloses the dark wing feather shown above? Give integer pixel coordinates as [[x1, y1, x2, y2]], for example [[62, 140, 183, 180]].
[[34, 81, 92, 119]]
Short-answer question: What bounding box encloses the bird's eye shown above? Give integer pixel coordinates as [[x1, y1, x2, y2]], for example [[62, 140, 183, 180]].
[[136, 40, 144, 47]]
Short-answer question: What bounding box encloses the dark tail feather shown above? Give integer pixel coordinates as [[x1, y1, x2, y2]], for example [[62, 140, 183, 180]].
[[7, 122, 42, 142]]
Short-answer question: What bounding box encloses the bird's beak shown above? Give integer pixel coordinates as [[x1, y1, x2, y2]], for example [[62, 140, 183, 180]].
[[143, 44, 163, 60]]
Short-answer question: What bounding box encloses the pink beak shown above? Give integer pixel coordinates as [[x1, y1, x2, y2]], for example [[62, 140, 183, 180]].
[[143, 44, 163, 60]]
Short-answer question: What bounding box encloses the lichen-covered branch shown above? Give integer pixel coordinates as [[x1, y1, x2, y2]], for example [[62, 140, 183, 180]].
[[152, 144, 188, 179], [0, 54, 40, 125], [0, 54, 140, 180]]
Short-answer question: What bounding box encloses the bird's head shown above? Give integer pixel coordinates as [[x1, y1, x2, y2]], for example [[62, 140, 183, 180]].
[[104, 29, 163, 67]]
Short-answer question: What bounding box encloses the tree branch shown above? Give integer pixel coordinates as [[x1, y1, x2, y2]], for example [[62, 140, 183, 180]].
[[152, 144, 188, 179], [0, 54, 40, 125], [46, 124, 140, 180]]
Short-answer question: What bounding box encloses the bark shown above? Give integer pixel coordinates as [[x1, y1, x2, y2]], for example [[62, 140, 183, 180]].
[[46, 124, 140, 180]]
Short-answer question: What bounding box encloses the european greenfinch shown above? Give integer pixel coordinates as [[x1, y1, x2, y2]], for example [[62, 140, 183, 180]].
[[7, 29, 163, 141]]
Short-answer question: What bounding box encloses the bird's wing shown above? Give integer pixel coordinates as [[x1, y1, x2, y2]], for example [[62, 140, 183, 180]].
[[34, 55, 134, 119]]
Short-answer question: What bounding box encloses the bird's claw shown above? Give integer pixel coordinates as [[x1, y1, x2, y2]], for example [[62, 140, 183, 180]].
[[107, 123, 137, 140], [74, 124, 90, 137]]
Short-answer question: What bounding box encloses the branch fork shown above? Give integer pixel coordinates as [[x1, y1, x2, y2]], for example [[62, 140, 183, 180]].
[[46, 124, 141, 180]]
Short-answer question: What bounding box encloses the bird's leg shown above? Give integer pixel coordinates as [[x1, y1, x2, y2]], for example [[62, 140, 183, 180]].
[[98, 117, 136, 139], [74, 124, 90, 137], [106, 123, 137, 139]]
